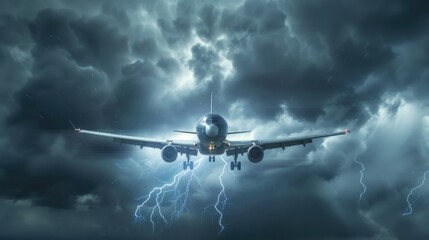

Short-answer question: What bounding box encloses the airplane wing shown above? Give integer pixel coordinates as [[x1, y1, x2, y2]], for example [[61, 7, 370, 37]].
[[75, 129, 199, 156], [225, 129, 350, 156]]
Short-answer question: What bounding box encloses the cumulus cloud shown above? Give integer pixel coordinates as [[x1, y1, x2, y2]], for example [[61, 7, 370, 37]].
[[0, 0, 429, 239]]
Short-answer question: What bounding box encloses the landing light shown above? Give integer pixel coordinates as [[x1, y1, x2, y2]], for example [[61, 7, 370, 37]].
[[208, 143, 216, 151]]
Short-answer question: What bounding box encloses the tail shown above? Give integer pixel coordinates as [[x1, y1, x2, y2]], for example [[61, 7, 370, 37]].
[[210, 92, 213, 114]]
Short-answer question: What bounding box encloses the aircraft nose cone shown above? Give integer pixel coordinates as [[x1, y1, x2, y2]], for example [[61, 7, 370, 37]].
[[205, 124, 219, 137]]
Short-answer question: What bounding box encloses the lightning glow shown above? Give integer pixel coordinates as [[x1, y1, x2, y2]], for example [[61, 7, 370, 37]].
[[353, 154, 367, 205], [403, 170, 429, 216], [134, 156, 231, 233]]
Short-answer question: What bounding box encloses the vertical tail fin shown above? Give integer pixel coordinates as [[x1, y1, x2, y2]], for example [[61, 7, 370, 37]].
[[210, 92, 213, 114]]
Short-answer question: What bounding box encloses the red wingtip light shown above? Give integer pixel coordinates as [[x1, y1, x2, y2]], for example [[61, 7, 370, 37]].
[[345, 129, 350, 134]]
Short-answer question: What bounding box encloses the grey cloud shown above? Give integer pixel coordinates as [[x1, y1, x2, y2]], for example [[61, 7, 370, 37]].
[[157, 0, 196, 46], [1, 0, 429, 239], [188, 43, 224, 87], [132, 37, 159, 60], [196, 4, 221, 41]]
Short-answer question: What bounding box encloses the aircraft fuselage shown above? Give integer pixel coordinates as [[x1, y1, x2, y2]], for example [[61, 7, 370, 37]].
[[196, 113, 228, 155]]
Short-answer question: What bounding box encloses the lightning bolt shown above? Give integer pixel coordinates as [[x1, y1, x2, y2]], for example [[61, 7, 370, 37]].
[[134, 159, 203, 232], [403, 170, 429, 216], [134, 170, 186, 232], [214, 156, 228, 234], [199, 156, 229, 234], [133, 155, 231, 233], [354, 154, 367, 205]]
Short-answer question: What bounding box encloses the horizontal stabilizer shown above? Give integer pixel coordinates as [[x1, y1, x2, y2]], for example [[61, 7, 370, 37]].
[[173, 130, 197, 134], [228, 131, 251, 134]]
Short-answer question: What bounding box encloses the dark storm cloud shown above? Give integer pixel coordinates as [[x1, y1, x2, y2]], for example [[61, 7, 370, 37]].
[[131, 37, 159, 59], [217, 0, 400, 124], [28, 8, 129, 76], [103, 60, 166, 129], [0, 13, 33, 112], [157, 0, 196, 46], [195, 4, 221, 42], [0, 3, 159, 238], [9, 47, 109, 129], [188, 43, 224, 88], [1, 0, 429, 239], [278, 0, 429, 112]]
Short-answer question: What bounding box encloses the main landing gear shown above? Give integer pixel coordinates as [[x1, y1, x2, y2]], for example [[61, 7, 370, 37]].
[[230, 154, 241, 170], [209, 156, 216, 162], [183, 154, 194, 170]]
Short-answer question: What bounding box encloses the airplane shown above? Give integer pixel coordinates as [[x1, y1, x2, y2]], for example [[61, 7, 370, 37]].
[[71, 94, 350, 171]]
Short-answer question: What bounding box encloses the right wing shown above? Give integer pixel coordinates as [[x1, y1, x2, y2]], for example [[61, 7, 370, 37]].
[[226, 129, 350, 156], [75, 128, 199, 156]]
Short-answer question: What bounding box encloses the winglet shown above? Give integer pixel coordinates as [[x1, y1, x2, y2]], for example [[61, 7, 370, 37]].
[[345, 129, 351, 134], [69, 120, 81, 132]]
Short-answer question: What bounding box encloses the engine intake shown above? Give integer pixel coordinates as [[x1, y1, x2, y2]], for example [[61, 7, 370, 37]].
[[161, 145, 178, 162], [247, 145, 264, 163]]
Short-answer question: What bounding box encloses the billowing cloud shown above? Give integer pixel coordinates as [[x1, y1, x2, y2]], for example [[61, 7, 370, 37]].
[[0, 0, 429, 239]]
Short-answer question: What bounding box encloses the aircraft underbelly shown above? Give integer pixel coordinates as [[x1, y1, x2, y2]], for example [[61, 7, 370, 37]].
[[199, 143, 226, 155]]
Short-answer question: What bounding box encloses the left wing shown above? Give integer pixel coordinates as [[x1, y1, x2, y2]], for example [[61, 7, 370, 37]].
[[75, 128, 198, 156], [226, 129, 350, 156]]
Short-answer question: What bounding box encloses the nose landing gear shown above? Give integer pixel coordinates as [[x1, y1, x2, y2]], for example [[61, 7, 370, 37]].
[[209, 156, 216, 162]]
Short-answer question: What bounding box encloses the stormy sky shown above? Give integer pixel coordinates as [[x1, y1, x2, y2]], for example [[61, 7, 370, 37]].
[[1, 0, 429, 239]]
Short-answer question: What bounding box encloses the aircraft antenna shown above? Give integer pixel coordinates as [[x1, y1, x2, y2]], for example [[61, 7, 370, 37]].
[[210, 92, 213, 113]]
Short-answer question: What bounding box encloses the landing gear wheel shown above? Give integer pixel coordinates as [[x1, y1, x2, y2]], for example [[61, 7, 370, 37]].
[[209, 156, 216, 162], [183, 161, 194, 170], [230, 161, 242, 170]]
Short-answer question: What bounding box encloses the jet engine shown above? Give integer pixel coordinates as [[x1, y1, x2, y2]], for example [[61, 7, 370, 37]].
[[161, 145, 178, 162], [247, 145, 264, 163]]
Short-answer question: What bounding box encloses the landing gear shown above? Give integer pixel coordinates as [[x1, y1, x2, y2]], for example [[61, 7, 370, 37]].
[[183, 161, 194, 170], [230, 154, 241, 170], [209, 156, 216, 162], [230, 161, 241, 170], [183, 154, 193, 170]]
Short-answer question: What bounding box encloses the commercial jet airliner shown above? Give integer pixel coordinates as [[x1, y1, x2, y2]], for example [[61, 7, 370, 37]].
[[72, 94, 350, 170]]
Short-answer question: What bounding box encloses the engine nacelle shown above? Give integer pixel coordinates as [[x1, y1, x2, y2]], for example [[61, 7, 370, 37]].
[[161, 145, 178, 162], [247, 145, 264, 163]]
